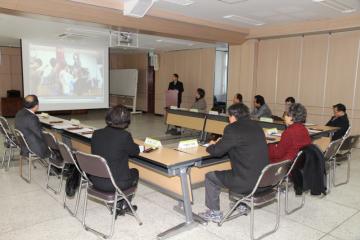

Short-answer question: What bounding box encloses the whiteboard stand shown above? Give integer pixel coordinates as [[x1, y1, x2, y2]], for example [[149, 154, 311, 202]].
[[131, 84, 142, 114], [110, 69, 142, 114]]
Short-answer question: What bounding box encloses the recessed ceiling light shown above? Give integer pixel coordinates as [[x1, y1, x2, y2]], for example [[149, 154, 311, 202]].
[[312, 0, 356, 13], [156, 39, 163, 42], [223, 15, 265, 26], [162, 0, 194, 6]]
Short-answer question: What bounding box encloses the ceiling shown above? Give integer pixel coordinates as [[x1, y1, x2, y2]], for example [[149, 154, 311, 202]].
[[0, 13, 216, 51], [152, 0, 360, 27]]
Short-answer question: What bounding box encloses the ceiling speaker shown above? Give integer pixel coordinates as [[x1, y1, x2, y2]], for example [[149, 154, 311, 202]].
[[123, 0, 156, 18]]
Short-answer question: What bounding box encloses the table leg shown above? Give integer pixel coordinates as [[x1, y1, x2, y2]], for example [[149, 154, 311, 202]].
[[157, 167, 203, 239]]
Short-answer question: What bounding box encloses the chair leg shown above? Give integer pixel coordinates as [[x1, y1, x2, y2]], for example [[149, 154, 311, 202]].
[[6, 147, 13, 171], [74, 179, 85, 216], [1, 149, 7, 169], [122, 194, 143, 225], [46, 165, 65, 194], [333, 154, 351, 187], [250, 198, 255, 240], [284, 177, 305, 215], [251, 190, 281, 240], [82, 189, 117, 239], [82, 184, 89, 228], [46, 163, 52, 189], [218, 198, 244, 226], [20, 155, 31, 183]]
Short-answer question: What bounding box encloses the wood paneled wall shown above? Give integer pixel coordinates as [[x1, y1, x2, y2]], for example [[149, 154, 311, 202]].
[[155, 48, 215, 114], [227, 40, 258, 107], [0, 47, 22, 113], [109, 52, 148, 112], [228, 30, 360, 134]]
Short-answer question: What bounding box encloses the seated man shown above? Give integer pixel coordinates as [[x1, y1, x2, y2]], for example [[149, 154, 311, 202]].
[[251, 95, 272, 119], [15, 95, 50, 158], [326, 103, 350, 140], [199, 103, 269, 222], [91, 105, 139, 216], [283, 96, 295, 118], [232, 93, 243, 104], [269, 103, 311, 163]]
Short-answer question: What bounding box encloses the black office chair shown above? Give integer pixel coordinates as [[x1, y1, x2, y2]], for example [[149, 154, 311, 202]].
[[284, 151, 305, 215], [324, 138, 343, 193], [75, 151, 142, 239], [0, 116, 18, 170], [218, 160, 292, 240], [333, 133, 359, 187], [14, 129, 42, 183], [43, 131, 67, 194], [58, 142, 87, 216]]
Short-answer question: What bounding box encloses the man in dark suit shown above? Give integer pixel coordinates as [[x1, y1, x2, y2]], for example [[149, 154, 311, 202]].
[[326, 103, 350, 140], [168, 73, 184, 108], [199, 103, 269, 223], [15, 95, 50, 158]]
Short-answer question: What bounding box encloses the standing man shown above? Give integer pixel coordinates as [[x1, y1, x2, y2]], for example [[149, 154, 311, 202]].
[[15, 95, 50, 158], [199, 103, 269, 222], [326, 103, 350, 140], [168, 73, 184, 108]]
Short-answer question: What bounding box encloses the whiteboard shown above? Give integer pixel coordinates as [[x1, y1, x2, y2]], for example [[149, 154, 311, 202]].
[[110, 69, 138, 96]]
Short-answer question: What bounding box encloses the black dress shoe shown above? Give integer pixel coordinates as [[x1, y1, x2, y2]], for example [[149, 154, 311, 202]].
[[124, 205, 137, 213]]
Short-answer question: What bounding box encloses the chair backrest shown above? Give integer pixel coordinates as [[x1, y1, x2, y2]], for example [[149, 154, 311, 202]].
[[58, 142, 87, 178], [252, 160, 292, 194], [324, 138, 343, 161], [286, 150, 304, 177], [14, 129, 34, 154], [339, 134, 359, 152], [58, 142, 78, 164], [0, 118, 8, 137], [42, 131, 59, 150], [343, 126, 351, 140], [75, 151, 112, 179], [0, 116, 11, 133]]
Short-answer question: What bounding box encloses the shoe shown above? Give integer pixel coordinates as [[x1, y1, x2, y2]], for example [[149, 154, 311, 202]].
[[124, 204, 137, 214], [237, 203, 250, 216], [198, 209, 223, 223]]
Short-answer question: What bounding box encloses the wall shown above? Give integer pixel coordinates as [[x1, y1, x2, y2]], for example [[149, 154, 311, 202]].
[[227, 40, 258, 107], [0, 47, 22, 114], [228, 30, 360, 134], [109, 52, 148, 112], [155, 48, 215, 114]]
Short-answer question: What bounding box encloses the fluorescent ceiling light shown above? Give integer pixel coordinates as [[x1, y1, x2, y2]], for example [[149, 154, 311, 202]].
[[217, 0, 248, 4], [162, 0, 194, 6], [223, 15, 265, 26], [312, 0, 356, 13], [123, 0, 156, 18]]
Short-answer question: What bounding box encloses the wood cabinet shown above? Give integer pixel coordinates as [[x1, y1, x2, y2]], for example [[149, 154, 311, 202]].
[[1, 97, 23, 117]]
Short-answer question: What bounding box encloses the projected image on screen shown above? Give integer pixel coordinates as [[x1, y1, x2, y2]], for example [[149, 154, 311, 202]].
[[22, 40, 109, 111]]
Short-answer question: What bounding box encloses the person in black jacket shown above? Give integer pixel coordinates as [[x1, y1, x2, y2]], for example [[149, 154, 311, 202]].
[[199, 103, 269, 223], [15, 95, 50, 158], [326, 103, 350, 140], [168, 73, 184, 108], [91, 105, 139, 215]]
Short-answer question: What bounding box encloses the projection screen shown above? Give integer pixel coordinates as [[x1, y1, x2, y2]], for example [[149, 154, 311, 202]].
[[22, 39, 109, 111]]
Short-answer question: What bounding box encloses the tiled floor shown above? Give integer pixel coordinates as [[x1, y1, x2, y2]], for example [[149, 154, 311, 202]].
[[0, 110, 359, 240]]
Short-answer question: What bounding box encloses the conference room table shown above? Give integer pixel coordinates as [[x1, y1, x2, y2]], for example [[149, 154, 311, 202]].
[[166, 108, 339, 148], [39, 112, 337, 239], [39, 115, 229, 239]]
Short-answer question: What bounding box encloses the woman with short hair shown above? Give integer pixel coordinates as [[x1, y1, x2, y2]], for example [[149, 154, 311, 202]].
[[268, 103, 311, 163], [90, 105, 139, 215], [191, 88, 207, 112]]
